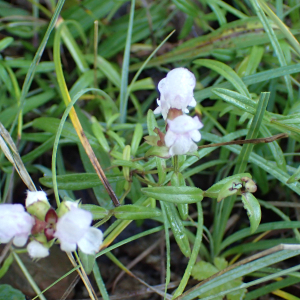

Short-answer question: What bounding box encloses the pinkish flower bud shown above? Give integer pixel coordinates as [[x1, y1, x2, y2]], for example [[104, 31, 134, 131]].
[[165, 115, 203, 156], [0, 204, 34, 246], [154, 68, 196, 119], [54, 208, 103, 254]]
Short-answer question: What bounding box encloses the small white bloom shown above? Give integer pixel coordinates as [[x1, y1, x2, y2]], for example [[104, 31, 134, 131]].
[[27, 240, 49, 258], [26, 190, 48, 207], [54, 208, 103, 255], [0, 204, 34, 246], [165, 115, 203, 156], [154, 68, 197, 119]]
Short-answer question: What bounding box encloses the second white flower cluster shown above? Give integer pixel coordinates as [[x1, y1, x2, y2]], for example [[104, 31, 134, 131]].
[[0, 191, 103, 258], [154, 68, 203, 156]]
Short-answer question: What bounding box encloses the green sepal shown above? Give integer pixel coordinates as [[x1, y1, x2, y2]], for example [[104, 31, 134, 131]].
[[217, 179, 243, 202], [147, 109, 158, 136], [144, 135, 160, 146], [26, 201, 51, 221], [145, 146, 170, 158]]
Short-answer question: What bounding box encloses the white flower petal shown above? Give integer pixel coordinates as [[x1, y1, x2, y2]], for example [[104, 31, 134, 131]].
[[60, 241, 77, 252], [0, 204, 34, 246], [153, 106, 162, 115], [155, 68, 196, 118], [164, 130, 177, 147], [188, 141, 198, 153], [165, 115, 203, 156], [13, 234, 29, 247], [192, 116, 203, 129], [168, 115, 201, 133], [54, 208, 92, 244], [27, 241, 49, 258], [189, 130, 201, 142], [54, 208, 102, 254], [26, 191, 48, 207], [189, 97, 197, 107], [78, 227, 103, 255], [169, 135, 192, 156]]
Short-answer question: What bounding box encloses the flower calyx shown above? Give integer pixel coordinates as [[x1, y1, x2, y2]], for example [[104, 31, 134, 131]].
[[217, 176, 257, 202], [26, 190, 50, 221]]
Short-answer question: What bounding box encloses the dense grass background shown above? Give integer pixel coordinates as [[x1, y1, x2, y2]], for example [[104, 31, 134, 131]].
[[1, 0, 300, 299]]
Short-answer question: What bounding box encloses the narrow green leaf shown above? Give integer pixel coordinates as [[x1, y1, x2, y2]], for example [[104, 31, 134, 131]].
[[171, 172, 188, 220], [193, 59, 250, 98], [113, 204, 161, 220], [0, 254, 13, 279], [258, 0, 300, 57], [178, 248, 300, 300], [93, 264, 110, 300], [241, 193, 261, 233], [0, 37, 14, 51], [162, 201, 191, 257], [131, 123, 143, 157], [39, 173, 123, 190], [221, 221, 300, 251], [235, 92, 270, 174], [250, 0, 293, 102], [287, 165, 300, 183], [81, 204, 109, 220], [141, 186, 203, 204], [78, 249, 95, 275], [213, 88, 257, 115], [119, 0, 135, 123]]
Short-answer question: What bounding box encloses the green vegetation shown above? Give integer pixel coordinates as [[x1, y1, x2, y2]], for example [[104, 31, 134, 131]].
[[1, 0, 300, 299]]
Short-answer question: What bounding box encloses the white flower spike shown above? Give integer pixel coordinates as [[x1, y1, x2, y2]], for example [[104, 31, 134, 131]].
[[0, 204, 34, 246], [54, 208, 103, 255], [165, 115, 203, 156], [154, 68, 196, 119]]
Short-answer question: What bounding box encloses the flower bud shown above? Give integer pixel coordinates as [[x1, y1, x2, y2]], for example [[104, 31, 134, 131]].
[[26, 191, 50, 221], [241, 177, 257, 193], [217, 179, 243, 202], [56, 200, 79, 218], [27, 239, 50, 258]]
